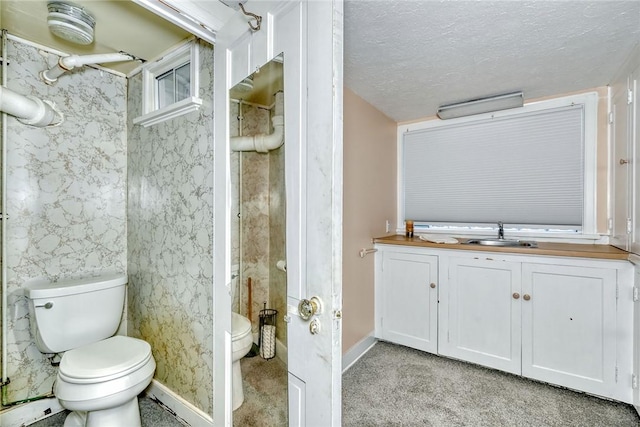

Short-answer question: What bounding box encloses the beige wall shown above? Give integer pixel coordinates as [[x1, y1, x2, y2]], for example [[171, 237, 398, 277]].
[[343, 88, 397, 353]]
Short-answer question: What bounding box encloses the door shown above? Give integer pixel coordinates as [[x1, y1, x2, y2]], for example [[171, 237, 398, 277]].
[[214, 1, 343, 426], [378, 251, 438, 353], [439, 256, 522, 375], [611, 74, 631, 250], [630, 65, 640, 255], [521, 263, 617, 399]]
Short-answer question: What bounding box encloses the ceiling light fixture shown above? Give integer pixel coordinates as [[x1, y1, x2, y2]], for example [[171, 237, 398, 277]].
[[437, 91, 524, 120], [47, 1, 96, 45]]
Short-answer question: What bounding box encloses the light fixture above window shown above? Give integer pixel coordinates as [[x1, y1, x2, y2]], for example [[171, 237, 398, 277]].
[[437, 91, 524, 120]]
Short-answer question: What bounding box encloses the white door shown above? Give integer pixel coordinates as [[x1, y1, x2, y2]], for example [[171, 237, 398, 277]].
[[378, 251, 438, 353], [214, 1, 343, 426], [611, 74, 631, 250], [439, 256, 522, 375], [630, 66, 640, 255]]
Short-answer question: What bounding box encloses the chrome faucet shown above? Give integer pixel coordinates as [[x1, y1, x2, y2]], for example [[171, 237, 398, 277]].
[[497, 222, 504, 240]]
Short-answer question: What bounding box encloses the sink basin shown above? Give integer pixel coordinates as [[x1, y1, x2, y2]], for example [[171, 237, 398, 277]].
[[465, 238, 537, 248]]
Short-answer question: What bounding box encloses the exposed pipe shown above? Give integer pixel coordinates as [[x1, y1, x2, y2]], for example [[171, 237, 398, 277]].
[[0, 86, 63, 127], [230, 115, 284, 153], [40, 52, 135, 85]]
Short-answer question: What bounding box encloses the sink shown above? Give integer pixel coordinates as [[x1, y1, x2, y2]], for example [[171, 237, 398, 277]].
[[465, 238, 537, 248]]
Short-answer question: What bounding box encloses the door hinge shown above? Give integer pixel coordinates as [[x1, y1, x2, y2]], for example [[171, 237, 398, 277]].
[[634, 287, 639, 302], [633, 374, 638, 389], [608, 111, 614, 124], [447, 330, 450, 343], [627, 218, 633, 234], [616, 283, 619, 300], [608, 218, 613, 231], [628, 89, 634, 105], [615, 366, 619, 382]]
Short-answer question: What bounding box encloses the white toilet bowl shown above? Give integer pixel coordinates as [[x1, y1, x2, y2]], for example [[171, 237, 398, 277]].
[[231, 312, 253, 411], [54, 335, 156, 427]]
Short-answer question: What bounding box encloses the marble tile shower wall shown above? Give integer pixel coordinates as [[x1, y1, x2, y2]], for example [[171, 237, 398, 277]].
[[234, 104, 271, 330], [3, 37, 127, 403], [269, 145, 287, 345], [127, 40, 214, 415], [230, 98, 287, 347], [228, 96, 288, 349]]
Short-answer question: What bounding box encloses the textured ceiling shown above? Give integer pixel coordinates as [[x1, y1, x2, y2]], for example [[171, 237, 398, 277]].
[[2, 1, 639, 122], [344, 1, 640, 122]]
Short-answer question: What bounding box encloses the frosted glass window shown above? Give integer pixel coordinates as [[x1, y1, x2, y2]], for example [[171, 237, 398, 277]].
[[403, 105, 585, 229]]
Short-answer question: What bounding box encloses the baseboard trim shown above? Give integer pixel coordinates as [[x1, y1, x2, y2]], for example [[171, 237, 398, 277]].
[[145, 380, 213, 427], [342, 333, 377, 373], [0, 396, 64, 427]]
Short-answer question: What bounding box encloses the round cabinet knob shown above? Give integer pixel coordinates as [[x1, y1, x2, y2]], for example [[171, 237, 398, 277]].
[[523, 294, 531, 301], [430, 283, 436, 288], [512, 293, 520, 299]]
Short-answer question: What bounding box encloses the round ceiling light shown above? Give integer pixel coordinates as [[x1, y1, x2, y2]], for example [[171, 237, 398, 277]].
[[47, 1, 96, 45]]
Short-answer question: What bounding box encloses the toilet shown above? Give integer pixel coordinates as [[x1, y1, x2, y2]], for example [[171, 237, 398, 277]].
[[231, 311, 253, 410], [25, 274, 156, 427]]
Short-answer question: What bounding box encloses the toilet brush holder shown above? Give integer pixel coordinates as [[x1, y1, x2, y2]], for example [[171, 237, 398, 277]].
[[258, 308, 277, 360]]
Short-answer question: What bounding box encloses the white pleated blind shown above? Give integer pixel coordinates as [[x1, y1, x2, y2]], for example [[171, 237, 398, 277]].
[[403, 105, 584, 226]]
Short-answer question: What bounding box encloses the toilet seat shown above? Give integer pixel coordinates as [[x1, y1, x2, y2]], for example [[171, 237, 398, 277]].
[[59, 336, 152, 384], [232, 312, 252, 341]]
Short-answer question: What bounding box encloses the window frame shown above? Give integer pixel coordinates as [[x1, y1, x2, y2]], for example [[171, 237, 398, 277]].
[[396, 92, 599, 240], [133, 40, 202, 127]]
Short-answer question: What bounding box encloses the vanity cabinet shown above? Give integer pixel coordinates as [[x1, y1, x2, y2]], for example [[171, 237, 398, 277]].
[[374, 244, 634, 404], [375, 249, 438, 353]]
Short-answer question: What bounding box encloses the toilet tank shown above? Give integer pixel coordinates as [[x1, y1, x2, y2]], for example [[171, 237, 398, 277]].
[[24, 274, 127, 354]]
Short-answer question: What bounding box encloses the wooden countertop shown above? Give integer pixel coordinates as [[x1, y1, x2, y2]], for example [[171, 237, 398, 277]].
[[373, 234, 630, 261]]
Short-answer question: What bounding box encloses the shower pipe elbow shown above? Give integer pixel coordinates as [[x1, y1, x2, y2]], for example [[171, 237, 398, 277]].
[[230, 115, 284, 153], [41, 52, 135, 85]]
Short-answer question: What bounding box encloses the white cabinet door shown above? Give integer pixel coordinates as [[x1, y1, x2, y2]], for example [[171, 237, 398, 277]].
[[521, 263, 618, 399], [379, 251, 438, 353], [630, 65, 640, 255], [440, 256, 522, 375], [611, 76, 632, 250]]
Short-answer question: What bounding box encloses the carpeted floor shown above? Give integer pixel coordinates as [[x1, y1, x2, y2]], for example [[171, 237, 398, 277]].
[[233, 354, 288, 426], [342, 341, 640, 427]]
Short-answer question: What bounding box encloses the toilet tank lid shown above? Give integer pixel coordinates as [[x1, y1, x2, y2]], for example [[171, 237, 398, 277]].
[[25, 274, 127, 299]]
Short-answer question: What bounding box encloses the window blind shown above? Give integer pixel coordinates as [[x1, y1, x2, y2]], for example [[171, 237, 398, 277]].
[[403, 105, 584, 227]]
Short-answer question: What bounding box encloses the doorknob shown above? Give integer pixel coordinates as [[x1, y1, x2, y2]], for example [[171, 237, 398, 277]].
[[298, 296, 322, 321]]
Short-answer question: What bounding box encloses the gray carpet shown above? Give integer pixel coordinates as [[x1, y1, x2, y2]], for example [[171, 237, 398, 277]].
[[234, 355, 288, 426], [342, 341, 640, 427], [27, 395, 185, 427]]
